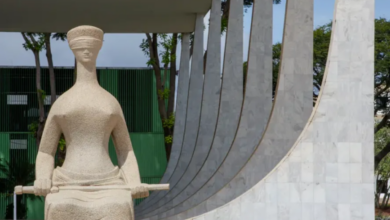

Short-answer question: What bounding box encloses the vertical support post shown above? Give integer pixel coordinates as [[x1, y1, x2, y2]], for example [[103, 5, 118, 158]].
[[13, 192, 17, 220]]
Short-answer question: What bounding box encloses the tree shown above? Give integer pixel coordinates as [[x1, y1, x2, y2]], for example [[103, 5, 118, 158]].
[[371, 18, 390, 169], [23, 33, 68, 164], [271, 43, 282, 98], [21, 33, 46, 148], [312, 22, 332, 103], [0, 158, 36, 219], [44, 33, 57, 105], [140, 34, 177, 161], [46, 33, 67, 105], [375, 126, 390, 208], [50, 33, 67, 165]]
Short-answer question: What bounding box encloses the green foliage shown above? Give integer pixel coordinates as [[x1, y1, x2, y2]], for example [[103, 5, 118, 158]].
[[367, 18, 390, 171], [0, 158, 36, 219], [374, 18, 390, 115], [28, 121, 39, 135], [272, 43, 282, 97], [58, 137, 66, 152], [158, 88, 170, 100], [21, 33, 45, 52], [147, 58, 157, 67], [140, 34, 177, 67], [376, 127, 390, 176], [375, 18, 390, 77], [376, 215, 390, 220], [375, 127, 390, 208], [159, 34, 176, 66], [164, 135, 173, 144], [5, 201, 27, 219], [37, 89, 46, 103], [221, 17, 229, 33], [140, 38, 152, 60], [243, 61, 248, 74], [22, 32, 66, 53], [28, 124, 67, 166], [56, 136, 67, 167], [313, 22, 332, 93], [52, 33, 67, 41], [0, 159, 35, 191], [374, 18, 390, 201], [163, 114, 175, 129]]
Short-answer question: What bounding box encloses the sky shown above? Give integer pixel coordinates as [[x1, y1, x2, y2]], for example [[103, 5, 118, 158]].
[[0, 0, 388, 68]]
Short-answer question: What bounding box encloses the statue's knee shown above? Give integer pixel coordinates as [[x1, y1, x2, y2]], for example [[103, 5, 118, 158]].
[[44, 190, 134, 220]]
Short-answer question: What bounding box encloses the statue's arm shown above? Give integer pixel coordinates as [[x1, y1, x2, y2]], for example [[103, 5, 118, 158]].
[[34, 110, 61, 196], [111, 110, 142, 187], [36, 113, 61, 180]]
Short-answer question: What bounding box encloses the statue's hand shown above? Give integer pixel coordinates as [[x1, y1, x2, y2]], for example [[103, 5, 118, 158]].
[[131, 184, 150, 199], [34, 179, 52, 196]]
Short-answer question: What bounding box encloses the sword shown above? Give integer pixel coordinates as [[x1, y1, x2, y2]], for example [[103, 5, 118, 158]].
[[14, 184, 170, 195]]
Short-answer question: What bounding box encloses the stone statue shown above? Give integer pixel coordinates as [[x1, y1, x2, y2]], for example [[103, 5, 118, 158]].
[[33, 25, 149, 220]]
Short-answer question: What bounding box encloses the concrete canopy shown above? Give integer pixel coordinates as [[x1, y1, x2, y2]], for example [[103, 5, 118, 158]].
[[0, 0, 212, 33]]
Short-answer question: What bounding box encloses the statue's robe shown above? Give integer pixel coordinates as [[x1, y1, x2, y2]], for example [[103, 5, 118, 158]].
[[45, 166, 134, 220]]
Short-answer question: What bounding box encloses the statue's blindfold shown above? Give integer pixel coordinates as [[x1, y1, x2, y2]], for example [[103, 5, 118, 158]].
[[69, 38, 102, 50]]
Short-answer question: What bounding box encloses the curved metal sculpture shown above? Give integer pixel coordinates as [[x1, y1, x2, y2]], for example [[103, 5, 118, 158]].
[[136, 0, 223, 216], [184, 0, 375, 219], [136, 33, 191, 212], [137, 0, 375, 219], [137, 0, 274, 218], [136, 14, 205, 212]]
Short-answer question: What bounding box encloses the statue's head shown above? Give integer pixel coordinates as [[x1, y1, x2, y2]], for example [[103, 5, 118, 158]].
[[67, 25, 103, 64]]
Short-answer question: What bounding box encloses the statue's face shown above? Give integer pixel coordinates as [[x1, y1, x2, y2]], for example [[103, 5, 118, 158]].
[[71, 39, 102, 64]]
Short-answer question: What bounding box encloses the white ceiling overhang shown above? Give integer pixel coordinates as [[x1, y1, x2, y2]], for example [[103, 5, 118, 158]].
[[0, 0, 212, 33]]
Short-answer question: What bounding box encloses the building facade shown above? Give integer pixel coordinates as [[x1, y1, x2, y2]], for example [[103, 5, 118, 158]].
[[0, 66, 168, 219]]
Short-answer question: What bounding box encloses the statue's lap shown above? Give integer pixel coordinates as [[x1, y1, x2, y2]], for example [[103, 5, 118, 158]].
[[45, 190, 133, 220]]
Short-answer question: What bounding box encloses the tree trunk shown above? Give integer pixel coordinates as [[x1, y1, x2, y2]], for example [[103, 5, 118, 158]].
[[154, 66, 172, 161], [222, 0, 231, 21], [375, 114, 389, 134], [164, 139, 172, 162], [163, 64, 168, 89], [154, 67, 168, 121], [164, 33, 179, 162], [375, 141, 390, 169], [203, 50, 208, 74], [146, 33, 172, 161], [45, 33, 57, 105], [33, 51, 46, 148], [189, 33, 195, 57]]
